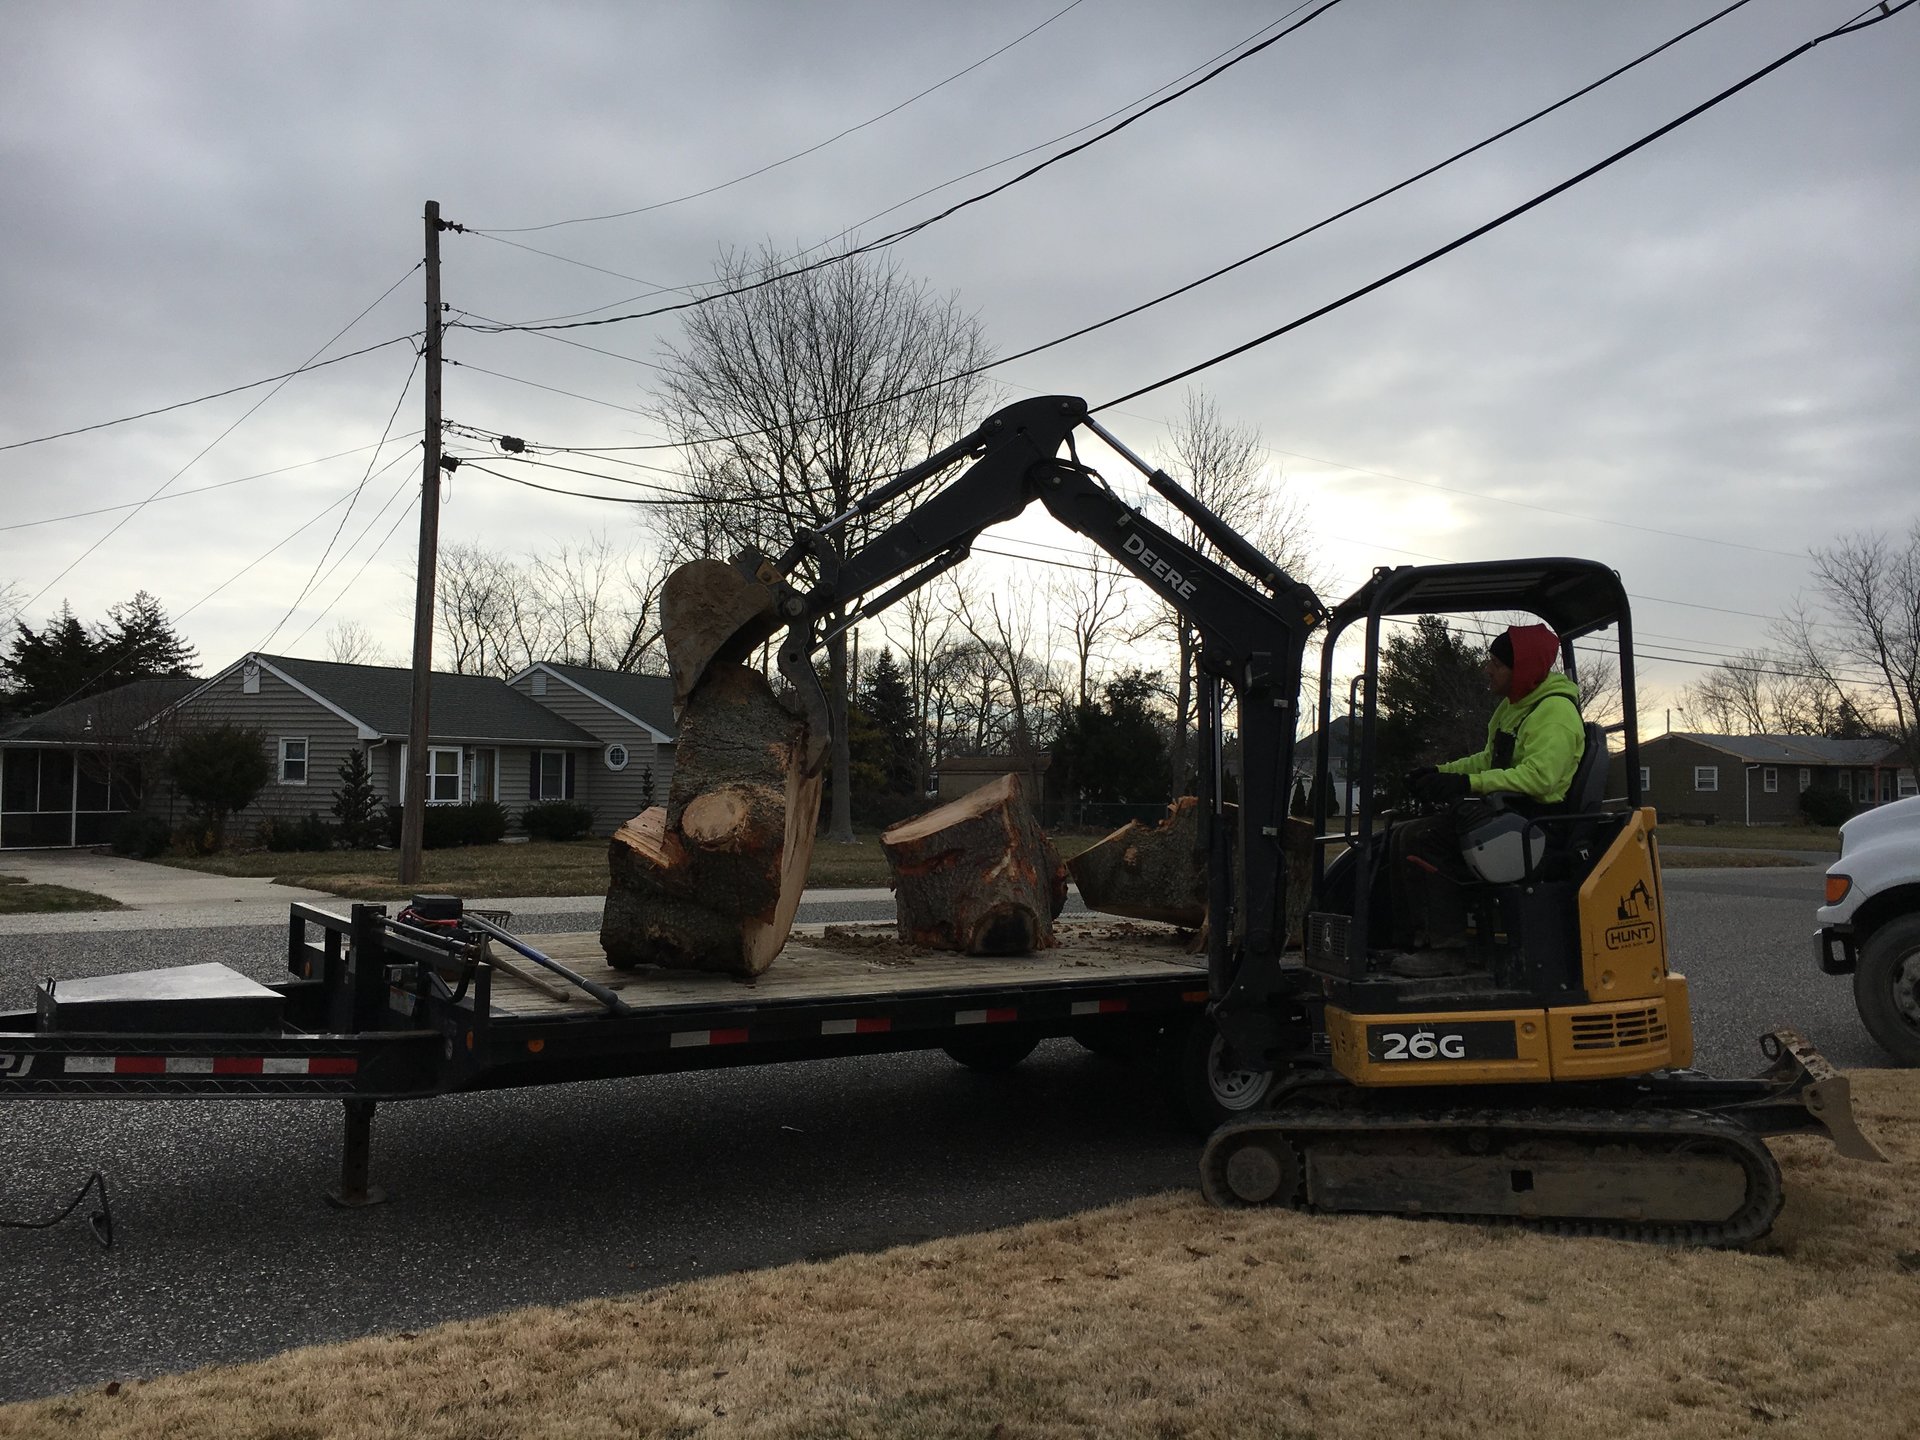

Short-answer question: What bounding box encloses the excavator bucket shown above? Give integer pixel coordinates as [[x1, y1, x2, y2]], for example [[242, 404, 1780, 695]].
[[660, 558, 784, 713]]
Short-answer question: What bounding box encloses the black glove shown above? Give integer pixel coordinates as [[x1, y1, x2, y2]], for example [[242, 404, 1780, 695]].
[[1413, 769, 1471, 805], [1403, 766, 1438, 796]]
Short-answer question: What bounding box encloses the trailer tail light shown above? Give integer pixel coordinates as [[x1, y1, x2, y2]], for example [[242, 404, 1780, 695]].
[[1825, 874, 1852, 905]]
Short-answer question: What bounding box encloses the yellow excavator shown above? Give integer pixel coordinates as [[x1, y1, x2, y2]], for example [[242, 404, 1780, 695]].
[[667, 393, 1881, 1245]]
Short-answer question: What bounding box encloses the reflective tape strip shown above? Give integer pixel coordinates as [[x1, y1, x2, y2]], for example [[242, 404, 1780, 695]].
[[820, 1017, 892, 1036], [1071, 999, 1129, 1016], [63, 1055, 356, 1077], [670, 1029, 750, 1049], [955, 1008, 1018, 1026]]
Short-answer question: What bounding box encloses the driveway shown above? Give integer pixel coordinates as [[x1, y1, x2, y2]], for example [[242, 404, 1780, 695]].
[[0, 849, 335, 935]]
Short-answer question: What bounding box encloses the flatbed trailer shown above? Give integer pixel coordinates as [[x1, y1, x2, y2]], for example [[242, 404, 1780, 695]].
[[1, 902, 1240, 1209]]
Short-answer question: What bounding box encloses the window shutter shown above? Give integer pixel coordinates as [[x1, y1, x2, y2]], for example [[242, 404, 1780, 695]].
[[565, 752, 577, 799], [531, 751, 539, 800]]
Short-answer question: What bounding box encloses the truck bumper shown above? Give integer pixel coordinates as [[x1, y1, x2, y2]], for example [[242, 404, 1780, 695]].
[[1816, 924, 1856, 975]]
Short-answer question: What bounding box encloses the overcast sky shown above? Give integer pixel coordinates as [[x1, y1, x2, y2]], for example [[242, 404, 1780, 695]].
[[3, 0, 1914, 724]]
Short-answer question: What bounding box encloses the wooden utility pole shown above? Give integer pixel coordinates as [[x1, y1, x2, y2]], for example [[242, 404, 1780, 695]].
[[400, 200, 446, 886]]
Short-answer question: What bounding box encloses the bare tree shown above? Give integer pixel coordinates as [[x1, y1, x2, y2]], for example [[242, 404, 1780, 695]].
[[433, 542, 520, 677], [1774, 521, 1920, 778], [650, 243, 993, 841], [1151, 389, 1321, 795], [431, 537, 668, 679], [324, 619, 389, 666], [1049, 553, 1133, 708]]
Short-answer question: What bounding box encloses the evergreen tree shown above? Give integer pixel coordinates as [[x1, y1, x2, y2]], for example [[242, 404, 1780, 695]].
[[3, 603, 108, 715], [101, 590, 198, 682], [858, 648, 920, 796], [1052, 670, 1169, 809], [330, 750, 384, 849]]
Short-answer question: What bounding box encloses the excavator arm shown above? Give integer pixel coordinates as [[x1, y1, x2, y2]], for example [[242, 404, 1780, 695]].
[[667, 394, 1326, 1066]]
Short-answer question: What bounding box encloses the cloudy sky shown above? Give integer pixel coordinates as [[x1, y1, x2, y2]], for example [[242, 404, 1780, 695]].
[[3, 0, 1914, 723]]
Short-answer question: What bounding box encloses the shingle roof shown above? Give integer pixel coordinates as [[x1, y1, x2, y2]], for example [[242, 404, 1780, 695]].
[[0, 676, 203, 744], [1661, 732, 1901, 766], [535, 663, 677, 738], [257, 655, 599, 745]]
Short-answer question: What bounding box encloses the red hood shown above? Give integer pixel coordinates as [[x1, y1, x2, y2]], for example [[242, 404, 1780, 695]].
[[1506, 623, 1561, 701]]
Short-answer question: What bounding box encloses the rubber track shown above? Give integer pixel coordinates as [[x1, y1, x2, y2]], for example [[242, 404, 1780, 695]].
[[1199, 1097, 1785, 1247]]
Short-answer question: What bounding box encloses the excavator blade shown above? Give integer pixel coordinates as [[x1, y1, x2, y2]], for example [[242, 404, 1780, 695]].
[[660, 558, 784, 713]]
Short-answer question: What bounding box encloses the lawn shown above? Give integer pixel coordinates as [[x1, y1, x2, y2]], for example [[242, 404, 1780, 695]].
[[0, 875, 124, 915], [5, 1070, 1914, 1439], [161, 833, 1110, 900]]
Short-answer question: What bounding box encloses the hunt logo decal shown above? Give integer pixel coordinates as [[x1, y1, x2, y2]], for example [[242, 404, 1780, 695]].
[[1606, 879, 1657, 950]]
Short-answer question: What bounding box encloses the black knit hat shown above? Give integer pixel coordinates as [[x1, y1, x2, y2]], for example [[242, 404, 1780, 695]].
[[1489, 630, 1514, 667]]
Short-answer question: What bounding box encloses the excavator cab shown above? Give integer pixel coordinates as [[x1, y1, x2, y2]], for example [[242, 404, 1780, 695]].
[[1294, 557, 1687, 1087]]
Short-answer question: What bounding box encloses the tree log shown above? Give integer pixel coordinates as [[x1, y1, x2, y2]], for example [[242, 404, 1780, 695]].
[[1067, 795, 1209, 927], [881, 773, 1067, 955], [1069, 797, 1316, 946], [600, 662, 821, 976]]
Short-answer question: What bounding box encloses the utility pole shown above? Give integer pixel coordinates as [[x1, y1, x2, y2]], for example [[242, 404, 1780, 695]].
[[400, 200, 447, 886]]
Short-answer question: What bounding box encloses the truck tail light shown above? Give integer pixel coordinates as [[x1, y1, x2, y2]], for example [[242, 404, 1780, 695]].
[[1825, 874, 1852, 905]]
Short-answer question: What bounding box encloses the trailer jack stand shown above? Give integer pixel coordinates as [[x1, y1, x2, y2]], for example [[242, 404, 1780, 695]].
[[325, 1100, 388, 1209]]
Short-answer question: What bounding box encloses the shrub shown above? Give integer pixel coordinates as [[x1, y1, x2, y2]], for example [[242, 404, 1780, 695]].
[[384, 801, 509, 850], [110, 813, 171, 859], [330, 750, 384, 850], [259, 813, 335, 852], [168, 725, 272, 851], [521, 800, 595, 842], [1799, 785, 1856, 827]]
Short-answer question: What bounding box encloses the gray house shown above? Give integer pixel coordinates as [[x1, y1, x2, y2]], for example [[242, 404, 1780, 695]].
[[504, 662, 677, 821], [0, 677, 201, 849], [1610, 732, 1917, 826], [157, 653, 657, 840]]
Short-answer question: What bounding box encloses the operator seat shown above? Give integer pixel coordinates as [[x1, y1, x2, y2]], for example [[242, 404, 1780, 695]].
[[1458, 722, 1611, 885]]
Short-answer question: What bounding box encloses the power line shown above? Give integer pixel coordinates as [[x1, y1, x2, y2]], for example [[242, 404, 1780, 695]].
[[0, 334, 418, 456], [472, 0, 1093, 235], [1094, 2, 1915, 411], [445, 358, 656, 418], [256, 348, 424, 652], [462, 0, 1348, 339], [283, 469, 426, 654], [0, 434, 423, 533]]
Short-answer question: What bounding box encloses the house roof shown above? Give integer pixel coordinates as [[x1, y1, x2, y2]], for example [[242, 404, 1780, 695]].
[[515, 662, 676, 741], [173, 655, 600, 747], [940, 751, 1053, 773], [1654, 732, 1901, 766], [0, 676, 203, 745]]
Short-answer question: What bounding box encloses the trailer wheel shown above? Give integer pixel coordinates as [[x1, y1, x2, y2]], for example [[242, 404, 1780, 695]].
[[942, 1031, 1040, 1072], [1164, 1012, 1278, 1135], [1854, 913, 1920, 1066]]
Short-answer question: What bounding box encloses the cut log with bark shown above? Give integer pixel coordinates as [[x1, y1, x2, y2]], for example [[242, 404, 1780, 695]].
[[1068, 795, 1209, 927], [1069, 797, 1316, 946], [600, 662, 821, 977], [881, 773, 1067, 955]]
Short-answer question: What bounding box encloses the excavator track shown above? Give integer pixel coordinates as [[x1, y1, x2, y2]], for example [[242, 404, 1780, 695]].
[[1199, 1090, 1785, 1247]]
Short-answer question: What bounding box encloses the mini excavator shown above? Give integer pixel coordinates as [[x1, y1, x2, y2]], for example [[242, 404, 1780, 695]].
[[664, 394, 1881, 1244]]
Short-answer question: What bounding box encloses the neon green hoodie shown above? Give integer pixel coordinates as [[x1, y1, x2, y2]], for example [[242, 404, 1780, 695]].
[[1439, 624, 1585, 804]]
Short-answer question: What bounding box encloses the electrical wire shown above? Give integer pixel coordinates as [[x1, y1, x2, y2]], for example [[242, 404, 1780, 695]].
[[474, 0, 1092, 235], [282, 470, 427, 653], [0, 434, 423, 533], [444, 358, 657, 418], [462, 0, 1348, 338], [1094, 2, 1916, 411]]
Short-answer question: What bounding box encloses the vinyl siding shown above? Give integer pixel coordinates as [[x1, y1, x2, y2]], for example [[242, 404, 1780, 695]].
[[161, 665, 372, 840], [509, 672, 675, 832]]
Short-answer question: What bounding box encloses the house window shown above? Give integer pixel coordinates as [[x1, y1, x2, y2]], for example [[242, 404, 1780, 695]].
[[428, 747, 463, 804], [1693, 766, 1718, 793], [536, 749, 573, 800], [1639, 767, 1650, 791], [604, 743, 630, 772], [1839, 772, 1852, 798], [279, 738, 308, 785], [1763, 767, 1778, 794], [1901, 774, 1917, 798], [1799, 768, 1812, 793]]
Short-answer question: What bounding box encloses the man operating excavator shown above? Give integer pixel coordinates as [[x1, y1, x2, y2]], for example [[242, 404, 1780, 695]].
[[1391, 623, 1585, 975]]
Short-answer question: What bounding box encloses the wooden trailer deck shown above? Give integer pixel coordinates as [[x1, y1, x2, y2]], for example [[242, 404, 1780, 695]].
[[474, 919, 1207, 1019]]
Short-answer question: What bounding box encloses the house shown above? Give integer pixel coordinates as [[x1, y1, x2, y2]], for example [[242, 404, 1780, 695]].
[[936, 751, 1053, 805], [504, 662, 677, 821], [153, 654, 677, 842], [1610, 733, 1917, 826], [0, 676, 201, 849]]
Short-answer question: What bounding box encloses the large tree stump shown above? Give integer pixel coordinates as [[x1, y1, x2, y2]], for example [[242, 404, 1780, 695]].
[[1069, 797, 1316, 946], [1068, 795, 1209, 927], [600, 662, 821, 976], [881, 773, 1067, 955]]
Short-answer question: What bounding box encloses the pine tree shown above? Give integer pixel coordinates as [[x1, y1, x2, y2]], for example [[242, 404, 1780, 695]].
[[3, 603, 108, 715], [859, 648, 920, 795], [101, 590, 198, 682]]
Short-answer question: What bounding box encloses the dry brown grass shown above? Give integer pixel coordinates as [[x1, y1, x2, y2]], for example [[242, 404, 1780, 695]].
[[7, 1073, 1918, 1440], [0, 875, 122, 914]]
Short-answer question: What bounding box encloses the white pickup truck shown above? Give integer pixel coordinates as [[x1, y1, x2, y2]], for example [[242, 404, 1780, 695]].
[[1817, 794, 1920, 1064]]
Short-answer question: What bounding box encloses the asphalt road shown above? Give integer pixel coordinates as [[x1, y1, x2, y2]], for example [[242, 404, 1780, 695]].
[[0, 867, 1887, 1403]]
